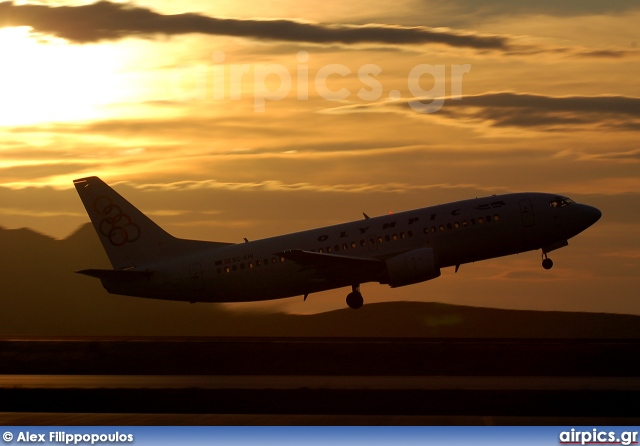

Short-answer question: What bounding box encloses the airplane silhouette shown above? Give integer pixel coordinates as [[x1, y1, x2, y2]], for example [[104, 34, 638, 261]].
[[75, 176, 601, 309]]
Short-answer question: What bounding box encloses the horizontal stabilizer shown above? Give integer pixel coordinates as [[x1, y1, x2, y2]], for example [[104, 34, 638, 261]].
[[76, 269, 153, 281]]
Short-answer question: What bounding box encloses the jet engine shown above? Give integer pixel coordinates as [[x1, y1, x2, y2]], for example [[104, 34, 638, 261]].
[[384, 248, 441, 287]]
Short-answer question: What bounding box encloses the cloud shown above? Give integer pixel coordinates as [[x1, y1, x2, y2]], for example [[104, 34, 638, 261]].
[[603, 250, 640, 260], [427, 0, 640, 18], [0, 1, 509, 49], [0, 207, 84, 219], [434, 92, 640, 130], [504, 46, 637, 59], [10, 89, 640, 154], [125, 178, 485, 195], [1, 0, 634, 58], [331, 92, 640, 132], [0, 162, 94, 179], [562, 148, 640, 162]]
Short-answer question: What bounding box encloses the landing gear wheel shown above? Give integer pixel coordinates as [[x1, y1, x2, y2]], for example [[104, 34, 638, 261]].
[[542, 258, 553, 270], [346, 291, 364, 309]]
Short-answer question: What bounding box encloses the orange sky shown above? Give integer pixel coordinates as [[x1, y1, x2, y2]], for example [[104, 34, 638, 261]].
[[0, 0, 639, 315]]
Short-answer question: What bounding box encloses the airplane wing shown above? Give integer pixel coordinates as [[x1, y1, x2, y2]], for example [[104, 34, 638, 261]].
[[76, 269, 153, 281], [278, 249, 383, 270]]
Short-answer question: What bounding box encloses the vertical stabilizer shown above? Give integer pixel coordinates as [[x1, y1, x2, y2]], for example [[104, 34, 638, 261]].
[[74, 176, 230, 270]]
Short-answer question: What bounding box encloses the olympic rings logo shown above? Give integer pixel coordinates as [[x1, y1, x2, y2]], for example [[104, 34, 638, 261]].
[[93, 195, 141, 247]]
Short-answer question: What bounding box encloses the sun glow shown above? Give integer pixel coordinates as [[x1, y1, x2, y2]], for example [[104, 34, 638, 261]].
[[0, 27, 134, 126]]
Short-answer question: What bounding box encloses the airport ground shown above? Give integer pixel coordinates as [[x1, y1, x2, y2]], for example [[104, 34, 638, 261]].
[[0, 337, 638, 425]]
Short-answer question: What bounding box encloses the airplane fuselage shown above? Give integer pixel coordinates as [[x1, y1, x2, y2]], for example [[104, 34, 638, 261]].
[[90, 190, 600, 305]]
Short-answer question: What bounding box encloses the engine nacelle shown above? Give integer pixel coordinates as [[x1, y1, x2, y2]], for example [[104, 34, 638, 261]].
[[384, 248, 441, 288]]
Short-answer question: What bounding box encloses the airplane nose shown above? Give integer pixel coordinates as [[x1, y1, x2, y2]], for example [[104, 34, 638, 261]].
[[559, 203, 601, 238], [586, 205, 602, 225], [579, 204, 602, 228]]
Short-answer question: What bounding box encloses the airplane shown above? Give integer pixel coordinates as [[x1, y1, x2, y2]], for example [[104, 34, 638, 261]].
[[74, 176, 601, 309]]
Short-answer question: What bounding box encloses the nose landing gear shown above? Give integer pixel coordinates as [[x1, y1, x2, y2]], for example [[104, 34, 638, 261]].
[[542, 252, 554, 270], [346, 284, 364, 309]]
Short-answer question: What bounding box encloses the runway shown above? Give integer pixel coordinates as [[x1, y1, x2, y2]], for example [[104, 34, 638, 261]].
[[0, 337, 638, 424], [3, 412, 639, 426], [1, 374, 640, 391]]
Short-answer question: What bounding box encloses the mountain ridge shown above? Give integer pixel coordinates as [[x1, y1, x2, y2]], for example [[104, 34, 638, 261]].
[[0, 224, 638, 337]]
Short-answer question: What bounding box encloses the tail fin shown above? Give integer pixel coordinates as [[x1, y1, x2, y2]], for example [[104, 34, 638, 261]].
[[74, 176, 230, 270]]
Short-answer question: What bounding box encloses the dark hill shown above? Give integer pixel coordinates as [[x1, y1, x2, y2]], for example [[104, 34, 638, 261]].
[[0, 224, 638, 338]]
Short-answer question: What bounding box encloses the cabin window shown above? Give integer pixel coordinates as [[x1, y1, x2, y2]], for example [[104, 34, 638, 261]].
[[478, 217, 484, 224], [393, 234, 399, 240], [431, 226, 436, 233], [360, 240, 366, 247], [423, 227, 429, 235], [225, 267, 231, 273], [256, 260, 261, 267], [462, 220, 468, 227], [280, 257, 285, 262], [272, 257, 277, 264], [327, 246, 332, 253], [454, 222, 460, 229], [439, 225, 445, 232], [494, 214, 500, 221], [351, 241, 357, 249], [377, 236, 384, 244], [400, 232, 406, 239]]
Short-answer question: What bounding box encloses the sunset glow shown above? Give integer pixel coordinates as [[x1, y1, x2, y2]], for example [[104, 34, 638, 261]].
[[0, 0, 638, 315], [0, 27, 137, 126]]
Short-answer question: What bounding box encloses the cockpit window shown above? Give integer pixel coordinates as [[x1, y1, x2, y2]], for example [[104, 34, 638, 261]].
[[549, 197, 575, 208]]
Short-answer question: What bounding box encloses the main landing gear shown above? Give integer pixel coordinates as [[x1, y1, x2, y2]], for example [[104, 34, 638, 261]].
[[346, 284, 364, 309], [542, 252, 554, 270]]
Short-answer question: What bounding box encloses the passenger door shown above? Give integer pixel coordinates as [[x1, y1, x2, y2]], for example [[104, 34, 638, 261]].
[[519, 199, 535, 227]]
